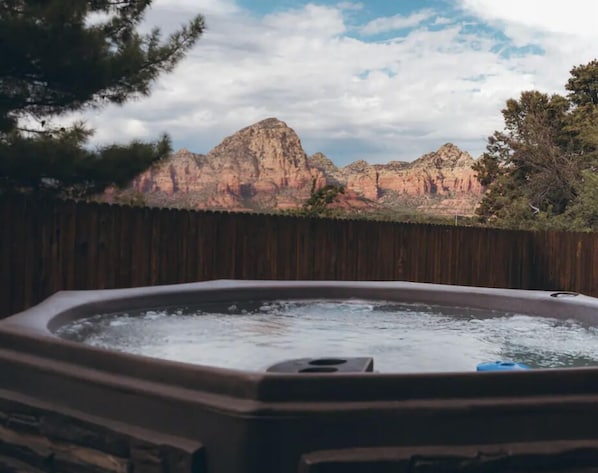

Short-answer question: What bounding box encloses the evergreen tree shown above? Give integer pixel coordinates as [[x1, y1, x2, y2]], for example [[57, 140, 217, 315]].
[[474, 59, 598, 230], [0, 0, 204, 197], [564, 60, 598, 165], [300, 178, 345, 217], [567, 60, 598, 108]]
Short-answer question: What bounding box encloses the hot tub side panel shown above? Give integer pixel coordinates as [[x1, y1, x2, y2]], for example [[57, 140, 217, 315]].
[[5, 334, 598, 473]]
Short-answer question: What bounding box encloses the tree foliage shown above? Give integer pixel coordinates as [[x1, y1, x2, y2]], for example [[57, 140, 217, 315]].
[[0, 0, 204, 197], [474, 59, 598, 230], [299, 179, 345, 217]]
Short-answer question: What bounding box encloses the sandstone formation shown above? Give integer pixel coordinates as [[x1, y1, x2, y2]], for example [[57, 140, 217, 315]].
[[113, 118, 484, 216], [309, 143, 482, 215], [374, 143, 483, 215], [125, 118, 325, 210]]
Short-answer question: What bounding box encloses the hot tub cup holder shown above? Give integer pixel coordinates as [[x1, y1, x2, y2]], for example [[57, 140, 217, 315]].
[[266, 357, 374, 373], [550, 292, 579, 298], [299, 367, 338, 373], [308, 358, 347, 366]]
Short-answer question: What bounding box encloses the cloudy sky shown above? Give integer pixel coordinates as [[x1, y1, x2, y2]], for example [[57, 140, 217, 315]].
[[75, 0, 597, 165]]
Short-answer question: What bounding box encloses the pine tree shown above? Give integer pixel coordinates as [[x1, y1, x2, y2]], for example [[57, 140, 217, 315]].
[[473, 59, 598, 230], [301, 179, 345, 217], [565, 60, 598, 164], [0, 1, 204, 197]]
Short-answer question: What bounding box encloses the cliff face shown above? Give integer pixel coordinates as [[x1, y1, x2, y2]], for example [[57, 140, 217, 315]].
[[127, 118, 325, 210], [308, 143, 482, 215], [364, 143, 483, 215], [377, 143, 481, 195], [118, 118, 483, 215]]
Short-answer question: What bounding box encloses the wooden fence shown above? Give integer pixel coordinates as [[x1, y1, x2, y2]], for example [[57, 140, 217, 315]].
[[1, 196, 597, 318]]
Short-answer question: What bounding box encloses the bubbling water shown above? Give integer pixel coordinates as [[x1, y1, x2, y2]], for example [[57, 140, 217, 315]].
[[55, 299, 598, 372]]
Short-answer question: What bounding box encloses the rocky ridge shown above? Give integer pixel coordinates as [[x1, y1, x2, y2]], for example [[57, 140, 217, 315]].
[[117, 118, 483, 215]]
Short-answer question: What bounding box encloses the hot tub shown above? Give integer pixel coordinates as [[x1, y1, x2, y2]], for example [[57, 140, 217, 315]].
[[3, 280, 598, 473]]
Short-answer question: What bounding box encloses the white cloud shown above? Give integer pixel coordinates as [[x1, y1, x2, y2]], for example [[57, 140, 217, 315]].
[[360, 10, 435, 35], [337, 2, 363, 11], [263, 4, 347, 36], [433, 17, 452, 26], [65, 1, 598, 165], [457, 0, 598, 94], [459, 0, 598, 38], [152, 0, 239, 14]]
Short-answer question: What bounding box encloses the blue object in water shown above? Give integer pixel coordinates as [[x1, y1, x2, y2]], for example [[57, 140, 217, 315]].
[[476, 361, 530, 371]]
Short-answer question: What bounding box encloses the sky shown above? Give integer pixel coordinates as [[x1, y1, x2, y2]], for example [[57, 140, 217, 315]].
[[72, 0, 598, 165]]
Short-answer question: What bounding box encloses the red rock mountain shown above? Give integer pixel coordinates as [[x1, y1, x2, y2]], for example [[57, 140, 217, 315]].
[[116, 118, 483, 215]]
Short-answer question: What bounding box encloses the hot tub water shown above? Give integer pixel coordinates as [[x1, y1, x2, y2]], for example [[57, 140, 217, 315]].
[[55, 299, 598, 372]]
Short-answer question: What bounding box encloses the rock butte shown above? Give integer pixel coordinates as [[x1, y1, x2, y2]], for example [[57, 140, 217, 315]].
[[113, 118, 484, 216]]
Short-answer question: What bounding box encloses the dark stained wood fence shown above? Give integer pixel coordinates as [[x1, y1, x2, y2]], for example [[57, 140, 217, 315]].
[[1, 196, 597, 318]]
